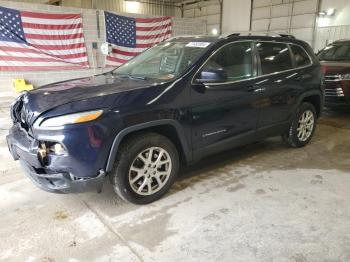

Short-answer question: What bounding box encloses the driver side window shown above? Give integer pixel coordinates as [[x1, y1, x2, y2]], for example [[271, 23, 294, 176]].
[[201, 42, 253, 82]]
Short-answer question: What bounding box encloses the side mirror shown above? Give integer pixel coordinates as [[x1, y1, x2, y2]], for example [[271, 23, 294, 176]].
[[195, 68, 227, 83]]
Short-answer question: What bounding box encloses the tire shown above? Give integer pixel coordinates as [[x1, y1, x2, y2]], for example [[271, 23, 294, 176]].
[[282, 102, 317, 148], [110, 132, 179, 205]]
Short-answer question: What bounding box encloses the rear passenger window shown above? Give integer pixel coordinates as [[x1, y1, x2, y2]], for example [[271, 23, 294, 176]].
[[256, 42, 293, 75], [201, 42, 253, 82], [290, 45, 311, 67]]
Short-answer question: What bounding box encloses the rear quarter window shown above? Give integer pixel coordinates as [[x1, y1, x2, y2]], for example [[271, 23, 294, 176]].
[[256, 42, 293, 75], [290, 44, 312, 67]]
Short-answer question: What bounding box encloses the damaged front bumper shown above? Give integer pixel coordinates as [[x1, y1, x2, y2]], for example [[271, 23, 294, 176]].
[[18, 161, 105, 194], [6, 124, 105, 194]]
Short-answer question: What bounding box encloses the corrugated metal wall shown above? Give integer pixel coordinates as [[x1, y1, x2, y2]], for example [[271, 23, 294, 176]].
[[9, 0, 176, 16], [182, 0, 219, 34], [94, 0, 175, 16], [251, 0, 319, 47]]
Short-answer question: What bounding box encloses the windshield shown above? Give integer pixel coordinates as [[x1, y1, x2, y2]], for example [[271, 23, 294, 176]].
[[112, 41, 212, 80], [318, 44, 350, 61]]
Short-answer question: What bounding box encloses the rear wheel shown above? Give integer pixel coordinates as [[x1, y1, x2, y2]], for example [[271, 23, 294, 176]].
[[110, 132, 179, 204], [282, 102, 317, 148]]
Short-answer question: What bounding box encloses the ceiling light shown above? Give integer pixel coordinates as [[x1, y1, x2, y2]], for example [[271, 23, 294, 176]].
[[326, 8, 336, 16], [319, 8, 336, 17], [125, 0, 140, 13], [211, 28, 218, 36]]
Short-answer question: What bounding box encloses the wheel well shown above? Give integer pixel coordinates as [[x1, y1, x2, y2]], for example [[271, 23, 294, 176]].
[[119, 125, 187, 164], [302, 95, 321, 117]]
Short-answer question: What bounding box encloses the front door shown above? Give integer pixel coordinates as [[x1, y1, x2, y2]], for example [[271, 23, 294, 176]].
[[190, 41, 262, 159]]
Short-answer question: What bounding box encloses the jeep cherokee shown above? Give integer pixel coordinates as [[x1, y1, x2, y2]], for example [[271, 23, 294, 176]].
[[7, 33, 324, 204]]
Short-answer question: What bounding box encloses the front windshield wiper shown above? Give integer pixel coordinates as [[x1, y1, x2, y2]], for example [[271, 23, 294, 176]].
[[129, 75, 148, 80], [114, 73, 148, 80]]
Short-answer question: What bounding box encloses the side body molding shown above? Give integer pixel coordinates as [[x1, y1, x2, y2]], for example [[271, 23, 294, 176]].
[[105, 119, 192, 172]]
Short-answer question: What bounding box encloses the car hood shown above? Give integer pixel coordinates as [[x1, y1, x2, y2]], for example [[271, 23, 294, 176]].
[[23, 74, 164, 115], [320, 61, 350, 75]]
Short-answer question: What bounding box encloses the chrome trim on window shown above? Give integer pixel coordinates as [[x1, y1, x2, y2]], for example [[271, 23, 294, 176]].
[[191, 40, 314, 86]]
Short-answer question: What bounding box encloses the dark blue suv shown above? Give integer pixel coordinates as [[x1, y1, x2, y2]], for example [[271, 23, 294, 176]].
[[7, 34, 324, 204]]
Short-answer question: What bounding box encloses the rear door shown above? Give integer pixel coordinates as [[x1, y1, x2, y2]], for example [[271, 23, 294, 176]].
[[253, 41, 313, 131]]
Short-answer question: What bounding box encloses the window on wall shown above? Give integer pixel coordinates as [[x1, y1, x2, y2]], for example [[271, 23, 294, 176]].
[[201, 42, 253, 82], [256, 42, 293, 75], [290, 45, 311, 67]]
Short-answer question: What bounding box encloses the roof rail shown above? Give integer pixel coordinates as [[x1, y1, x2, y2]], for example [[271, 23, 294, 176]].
[[221, 31, 295, 39], [279, 33, 295, 39], [334, 38, 350, 42], [225, 33, 240, 38], [167, 35, 209, 40]]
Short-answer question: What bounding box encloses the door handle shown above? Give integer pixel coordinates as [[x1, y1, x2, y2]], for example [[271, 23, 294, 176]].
[[247, 85, 258, 91], [247, 85, 266, 92]]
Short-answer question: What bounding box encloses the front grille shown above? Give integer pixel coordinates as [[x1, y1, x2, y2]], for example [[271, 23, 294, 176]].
[[325, 87, 345, 97]]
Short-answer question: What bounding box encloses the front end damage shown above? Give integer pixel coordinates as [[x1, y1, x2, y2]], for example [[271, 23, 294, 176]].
[[6, 93, 107, 194]]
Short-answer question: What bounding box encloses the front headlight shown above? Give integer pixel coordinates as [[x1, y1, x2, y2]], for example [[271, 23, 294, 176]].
[[40, 110, 103, 128]]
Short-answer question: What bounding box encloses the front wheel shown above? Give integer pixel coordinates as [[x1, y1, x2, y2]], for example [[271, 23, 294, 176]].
[[282, 102, 317, 148], [110, 132, 179, 204]]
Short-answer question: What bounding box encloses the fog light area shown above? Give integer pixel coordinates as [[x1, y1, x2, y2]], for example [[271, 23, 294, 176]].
[[49, 143, 65, 155], [37, 142, 66, 166]]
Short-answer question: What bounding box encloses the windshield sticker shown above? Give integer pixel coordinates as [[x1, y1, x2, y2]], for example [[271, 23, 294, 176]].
[[186, 42, 211, 48]]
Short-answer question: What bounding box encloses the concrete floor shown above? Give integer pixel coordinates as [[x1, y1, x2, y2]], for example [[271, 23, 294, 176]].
[[0, 97, 350, 262]]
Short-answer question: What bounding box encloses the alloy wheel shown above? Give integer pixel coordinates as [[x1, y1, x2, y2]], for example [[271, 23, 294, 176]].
[[128, 147, 172, 196], [297, 110, 314, 142]]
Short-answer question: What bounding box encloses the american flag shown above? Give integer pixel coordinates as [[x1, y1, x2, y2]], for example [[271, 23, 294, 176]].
[[105, 12, 172, 67], [0, 6, 89, 71]]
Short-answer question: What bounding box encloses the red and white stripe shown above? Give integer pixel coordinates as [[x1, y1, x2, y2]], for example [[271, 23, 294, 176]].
[[106, 16, 172, 67], [0, 11, 89, 71]]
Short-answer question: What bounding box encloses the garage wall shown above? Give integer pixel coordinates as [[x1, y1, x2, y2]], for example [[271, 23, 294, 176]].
[[181, 0, 220, 35], [315, 25, 350, 52], [222, 0, 251, 33], [314, 0, 350, 51], [251, 0, 319, 46], [10, 0, 177, 16], [0, 0, 206, 96], [0, 0, 105, 97], [94, 0, 176, 17], [180, 0, 251, 35], [318, 0, 350, 27]]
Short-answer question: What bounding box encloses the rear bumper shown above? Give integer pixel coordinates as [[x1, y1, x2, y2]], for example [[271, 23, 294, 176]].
[[6, 124, 106, 194]]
